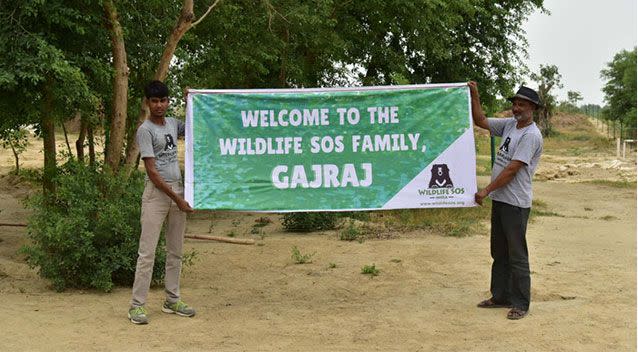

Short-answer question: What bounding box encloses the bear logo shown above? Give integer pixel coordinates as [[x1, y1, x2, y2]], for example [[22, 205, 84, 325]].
[[164, 134, 176, 151], [499, 137, 511, 153], [428, 164, 454, 188]]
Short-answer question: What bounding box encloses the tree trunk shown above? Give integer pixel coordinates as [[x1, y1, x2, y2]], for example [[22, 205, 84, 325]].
[[278, 28, 289, 87], [123, 0, 221, 176], [103, 0, 129, 173], [42, 81, 56, 197], [76, 112, 87, 164], [10, 144, 19, 174], [61, 121, 73, 156], [88, 126, 96, 168]]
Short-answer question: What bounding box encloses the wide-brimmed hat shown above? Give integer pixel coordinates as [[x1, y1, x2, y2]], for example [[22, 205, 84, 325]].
[[507, 86, 542, 108]]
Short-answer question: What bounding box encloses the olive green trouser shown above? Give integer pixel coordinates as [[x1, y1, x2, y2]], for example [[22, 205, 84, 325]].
[[131, 180, 186, 307]]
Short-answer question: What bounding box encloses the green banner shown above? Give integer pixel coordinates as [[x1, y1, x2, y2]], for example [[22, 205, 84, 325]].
[[185, 84, 477, 211]]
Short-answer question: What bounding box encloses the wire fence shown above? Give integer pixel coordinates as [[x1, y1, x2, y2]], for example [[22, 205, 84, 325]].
[[589, 117, 637, 159], [590, 117, 637, 141]]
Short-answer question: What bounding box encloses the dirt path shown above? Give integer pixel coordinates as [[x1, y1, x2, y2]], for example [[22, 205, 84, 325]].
[[0, 118, 635, 351], [0, 175, 635, 351]]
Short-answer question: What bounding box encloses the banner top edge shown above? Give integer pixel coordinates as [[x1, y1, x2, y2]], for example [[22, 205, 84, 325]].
[[186, 82, 468, 95]]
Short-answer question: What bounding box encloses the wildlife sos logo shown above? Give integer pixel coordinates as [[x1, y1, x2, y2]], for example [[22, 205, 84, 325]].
[[164, 134, 176, 151], [418, 163, 465, 197], [428, 164, 454, 188], [499, 137, 511, 153]]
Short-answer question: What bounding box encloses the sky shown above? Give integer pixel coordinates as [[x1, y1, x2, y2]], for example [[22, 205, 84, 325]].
[[522, 0, 637, 106]]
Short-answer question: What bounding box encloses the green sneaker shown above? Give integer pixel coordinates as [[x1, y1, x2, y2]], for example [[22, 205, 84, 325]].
[[128, 306, 149, 325], [162, 300, 196, 317]]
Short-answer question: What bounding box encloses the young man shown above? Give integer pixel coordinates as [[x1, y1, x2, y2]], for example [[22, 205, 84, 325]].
[[468, 81, 543, 320], [128, 80, 195, 325]]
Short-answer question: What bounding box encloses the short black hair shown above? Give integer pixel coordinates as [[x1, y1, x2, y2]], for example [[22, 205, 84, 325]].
[[144, 80, 169, 99]]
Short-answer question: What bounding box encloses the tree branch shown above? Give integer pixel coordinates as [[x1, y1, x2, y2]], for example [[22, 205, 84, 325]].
[[192, 0, 222, 27]]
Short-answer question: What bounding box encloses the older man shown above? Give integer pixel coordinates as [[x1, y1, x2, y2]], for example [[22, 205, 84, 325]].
[[468, 81, 543, 320]]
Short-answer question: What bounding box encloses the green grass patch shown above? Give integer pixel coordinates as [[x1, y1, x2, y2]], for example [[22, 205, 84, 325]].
[[475, 132, 495, 176], [339, 221, 365, 242], [361, 264, 380, 276], [544, 130, 614, 155], [583, 179, 636, 189], [380, 202, 491, 237], [476, 156, 493, 176], [291, 246, 315, 264], [530, 199, 563, 218], [531, 209, 564, 217]]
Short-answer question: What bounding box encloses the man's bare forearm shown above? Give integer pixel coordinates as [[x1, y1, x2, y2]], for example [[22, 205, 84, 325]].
[[468, 82, 489, 130], [147, 168, 181, 203]]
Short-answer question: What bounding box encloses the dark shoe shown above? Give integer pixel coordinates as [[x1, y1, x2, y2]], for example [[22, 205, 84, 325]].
[[507, 307, 528, 320], [477, 298, 512, 308]]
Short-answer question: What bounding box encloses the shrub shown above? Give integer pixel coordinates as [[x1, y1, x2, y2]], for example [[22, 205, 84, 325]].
[[21, 161, 166, 292], [291, 246, 315, 264], [361, 264, 380, 276], [339, 221, 363, 242], [281, 212, 339, 232], [383, 206, 490, 237]]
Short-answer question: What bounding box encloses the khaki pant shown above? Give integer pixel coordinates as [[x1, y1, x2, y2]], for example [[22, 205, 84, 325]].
[[131, 180, 186, 307]]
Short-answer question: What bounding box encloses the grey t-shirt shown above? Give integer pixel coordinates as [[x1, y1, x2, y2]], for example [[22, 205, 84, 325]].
[[488, 117, 543, 208], [136, 117, 185, 183]]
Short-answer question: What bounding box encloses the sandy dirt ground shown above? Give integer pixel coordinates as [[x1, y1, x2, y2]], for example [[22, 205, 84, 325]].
[[0, 121, 635, 351]]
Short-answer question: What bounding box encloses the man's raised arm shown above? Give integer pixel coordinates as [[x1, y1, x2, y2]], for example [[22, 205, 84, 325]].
[[468, 81, 489, 130]]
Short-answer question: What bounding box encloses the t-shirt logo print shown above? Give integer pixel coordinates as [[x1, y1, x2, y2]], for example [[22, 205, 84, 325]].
[[499, 137, 511, 153], [428, 164, 454, 188], [164, 134, 176, 151]]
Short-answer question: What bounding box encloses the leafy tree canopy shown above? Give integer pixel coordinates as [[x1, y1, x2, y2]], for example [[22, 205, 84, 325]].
[[601, 47, 637, 129]]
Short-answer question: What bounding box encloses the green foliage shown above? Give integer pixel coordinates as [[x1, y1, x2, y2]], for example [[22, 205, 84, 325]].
[[181, 249, 199, 271], [567, 91, 583, 105], [601, 47, 637, 138], [180, 0, 543, 111], [291, 246, 315, 264], [383, 205, 491, 237], [281, 211, 372, 232], [579, 104, 602, 118], [1, 0, 545, 183], [531, 64, 563, 136], [281, 212, 339, 232], [558, 90, 584, 113], [361, 264, 379, 277], [0, 0, 102, 128], [0, 127, 30, 173], [21, 161, 166, 292], [339, 221, 364, 242]]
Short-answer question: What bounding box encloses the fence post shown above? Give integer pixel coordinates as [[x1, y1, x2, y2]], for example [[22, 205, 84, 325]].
[[490, 136, 495, 169], [616, 138, 621, 158]]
